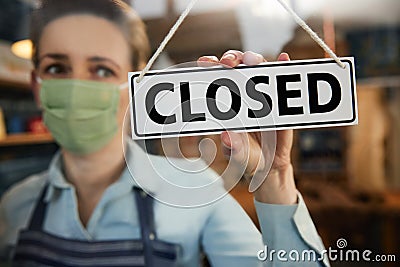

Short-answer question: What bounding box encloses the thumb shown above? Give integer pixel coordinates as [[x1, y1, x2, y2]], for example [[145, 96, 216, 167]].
[[221, 131, 266, 189], [221, 131, 247, 164]]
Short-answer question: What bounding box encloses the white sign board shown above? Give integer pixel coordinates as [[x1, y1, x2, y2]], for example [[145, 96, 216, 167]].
[[129, 57, 357, 139]]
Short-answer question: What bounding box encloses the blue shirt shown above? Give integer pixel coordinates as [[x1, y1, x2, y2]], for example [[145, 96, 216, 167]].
[[0, 140, 329, 266]]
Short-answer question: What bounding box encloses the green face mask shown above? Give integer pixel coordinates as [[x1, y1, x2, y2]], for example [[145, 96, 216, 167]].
[[39, 79, 126, 155]]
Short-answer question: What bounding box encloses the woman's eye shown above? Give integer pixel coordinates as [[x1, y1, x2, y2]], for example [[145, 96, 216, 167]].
[[45, 64, 68, 75], [95, 67, 115, 78]]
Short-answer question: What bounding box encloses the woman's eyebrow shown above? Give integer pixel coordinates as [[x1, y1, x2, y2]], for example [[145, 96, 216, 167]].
[[89, 56, 121, 70], [39, 53, 68, 62]]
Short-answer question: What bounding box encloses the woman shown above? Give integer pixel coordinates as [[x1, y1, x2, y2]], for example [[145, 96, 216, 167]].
[[0, 0, 329, 266]]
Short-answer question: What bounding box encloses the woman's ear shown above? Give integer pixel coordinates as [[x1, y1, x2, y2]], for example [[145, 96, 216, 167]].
[[31, 70, 41, 108]]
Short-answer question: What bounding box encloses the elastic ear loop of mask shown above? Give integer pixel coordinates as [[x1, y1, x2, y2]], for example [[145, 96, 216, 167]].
[[136, 0, 345, 84], [119, 82, 129, 90]]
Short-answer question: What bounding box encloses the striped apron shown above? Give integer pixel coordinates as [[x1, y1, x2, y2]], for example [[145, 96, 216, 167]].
[[12, 186, 181, 267]]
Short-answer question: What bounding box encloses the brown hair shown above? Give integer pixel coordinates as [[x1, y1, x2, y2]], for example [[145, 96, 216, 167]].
[[30, 0, 150, 70]]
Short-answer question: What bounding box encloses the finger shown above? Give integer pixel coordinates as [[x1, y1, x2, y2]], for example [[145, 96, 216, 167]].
[[243, 51, 265, 66], [277, 52, 290, 61], [221, 131, 265, 180], [221, 131, 242, 154], [273, 130, 293, 169], [219, 50, 244, 68], [220, 132, 248, 170], [197, 55, 219, 67]]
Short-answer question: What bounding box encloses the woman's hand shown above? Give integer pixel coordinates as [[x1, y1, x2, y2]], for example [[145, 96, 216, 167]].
[[198, 51, 297, 205]]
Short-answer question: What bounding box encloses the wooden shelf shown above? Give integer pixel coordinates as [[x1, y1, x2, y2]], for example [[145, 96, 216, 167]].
[[358, 75, 400, 88], [0, 77, 30, 90], [0, 133, 53, 147]]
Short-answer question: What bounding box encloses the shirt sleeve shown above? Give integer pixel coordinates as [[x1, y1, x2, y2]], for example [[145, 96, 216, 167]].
[[255, 192, 330, 267], [201, 193, 265, 267]]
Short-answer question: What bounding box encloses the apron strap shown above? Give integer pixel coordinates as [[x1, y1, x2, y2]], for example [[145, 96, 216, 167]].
[[27, 185, 49, 231], [133, 187, 157, 266], [26, 184, 159, 265]]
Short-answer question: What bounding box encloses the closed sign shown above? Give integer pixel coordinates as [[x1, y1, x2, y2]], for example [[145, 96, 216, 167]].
[[129, 57, 357, 139]]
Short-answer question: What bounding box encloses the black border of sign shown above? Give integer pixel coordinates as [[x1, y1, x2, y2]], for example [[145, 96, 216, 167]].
[[130, 58, 356, 138]]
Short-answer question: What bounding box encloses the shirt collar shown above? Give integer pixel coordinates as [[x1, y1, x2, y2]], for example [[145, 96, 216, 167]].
[[44, 138, 162, 202], [44, 151, 68, 202], [45, 137, 223, 207]]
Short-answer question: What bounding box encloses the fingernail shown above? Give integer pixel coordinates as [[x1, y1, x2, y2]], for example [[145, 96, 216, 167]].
[[198, 56, 218, 63], [243, 51, 264, 65], [222, 53, 237, 61], [221, 132, 232, 148], [198, 57, 218, 67], [278, 52, 290, 61]]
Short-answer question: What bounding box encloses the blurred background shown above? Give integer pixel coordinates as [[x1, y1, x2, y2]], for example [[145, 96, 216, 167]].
[[0, 0, 399, 266]]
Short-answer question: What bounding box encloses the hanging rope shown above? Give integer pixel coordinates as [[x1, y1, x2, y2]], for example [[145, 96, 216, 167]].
[[136, 0, 199, 83], [275, 0, 345, 68], [137, 0, 345, 83]]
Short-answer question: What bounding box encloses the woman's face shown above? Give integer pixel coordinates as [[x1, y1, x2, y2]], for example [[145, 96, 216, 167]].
[[34, 14, 132, 128]]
